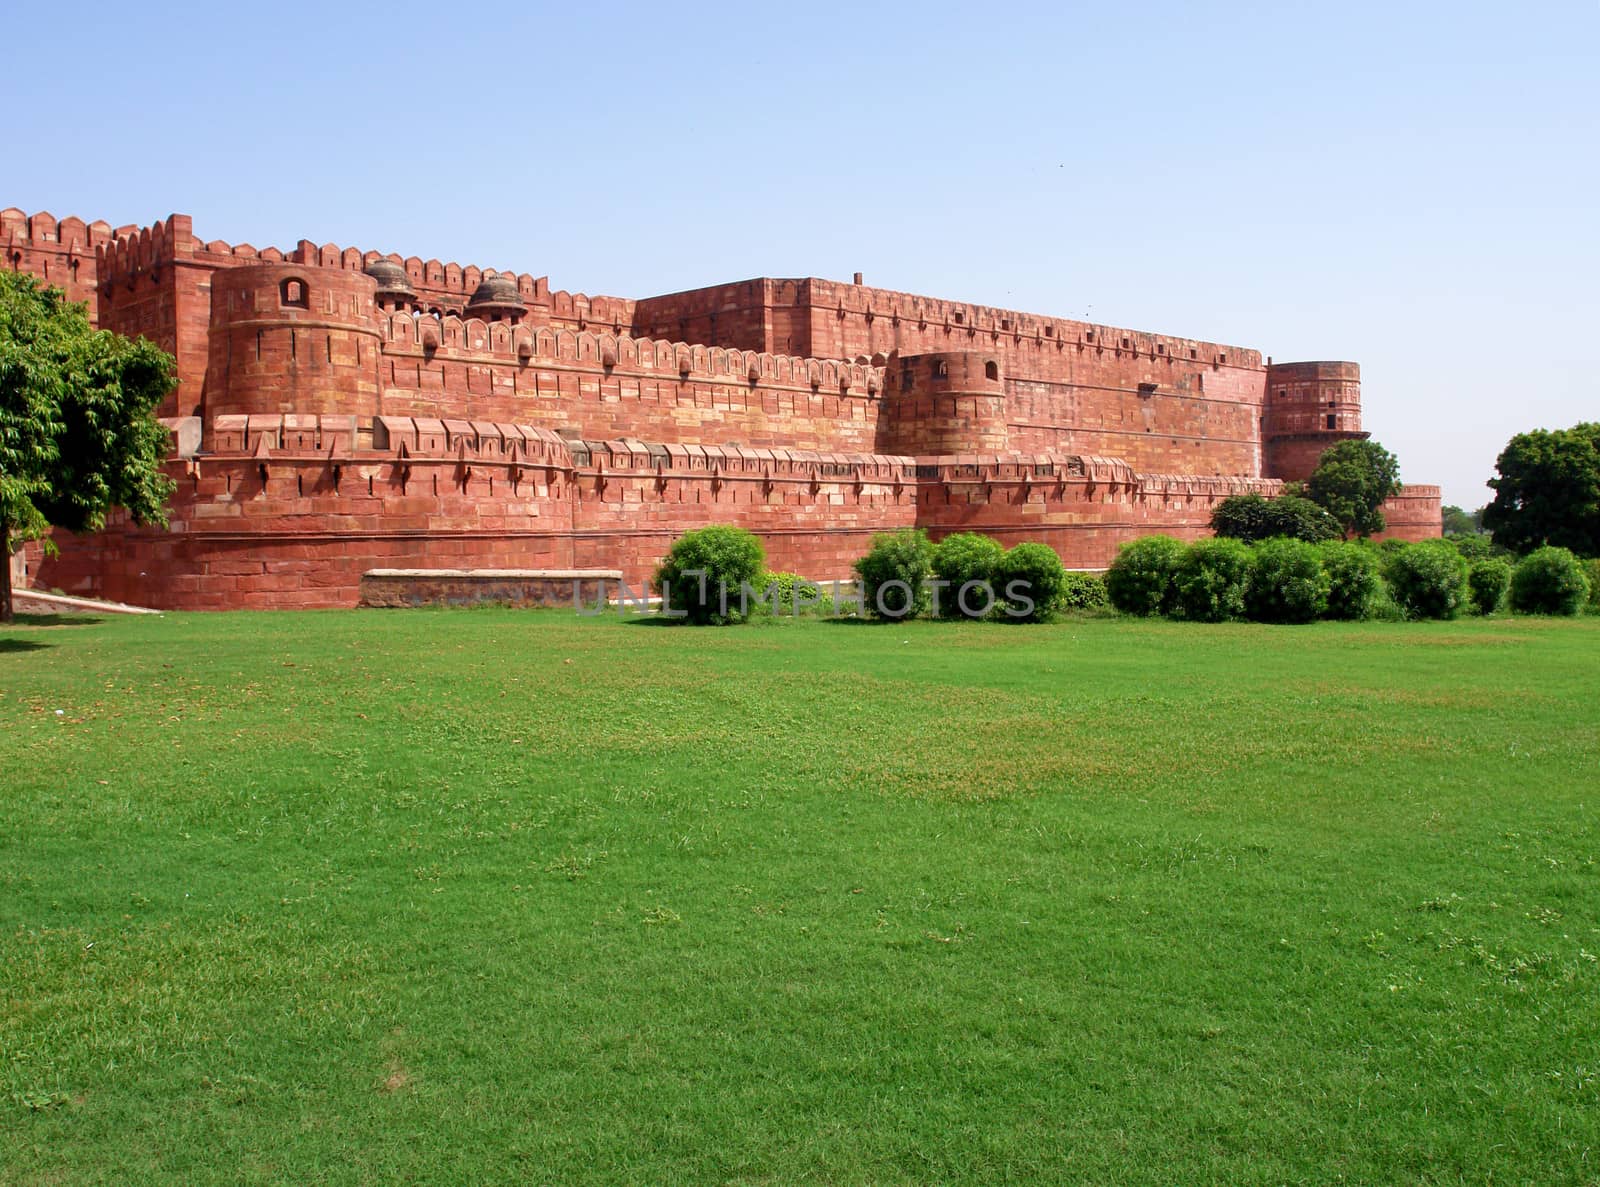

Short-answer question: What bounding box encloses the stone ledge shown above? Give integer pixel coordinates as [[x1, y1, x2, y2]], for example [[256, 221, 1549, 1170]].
[[358, 568, 624, 609], [364, 568, 623, 580]]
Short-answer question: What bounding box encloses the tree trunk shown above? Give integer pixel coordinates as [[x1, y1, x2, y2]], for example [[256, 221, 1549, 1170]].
[[1, 528, 12, 624]]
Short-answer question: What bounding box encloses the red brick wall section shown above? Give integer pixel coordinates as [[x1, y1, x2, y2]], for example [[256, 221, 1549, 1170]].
[[1374, 486, 1444, 542]]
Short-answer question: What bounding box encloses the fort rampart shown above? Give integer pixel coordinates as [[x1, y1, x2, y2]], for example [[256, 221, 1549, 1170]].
[[3, 206, 1440, 609]]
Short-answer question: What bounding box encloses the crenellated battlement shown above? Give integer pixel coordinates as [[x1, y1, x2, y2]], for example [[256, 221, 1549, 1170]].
[[373, 310, 886, 393], [95, 215, 195, 288], [809, 277, 1264, 369], [3, 208, 119, 309], [2, 207, 118, 253]]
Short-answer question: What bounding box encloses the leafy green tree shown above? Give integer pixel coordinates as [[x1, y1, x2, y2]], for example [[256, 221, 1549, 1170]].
[[1440, 504, 1483, 536], [1212, 492, 1340, 544], [1482, 424, 1600, 558], [1305, 440, 1402, 537], [1, 272, 176, 622]]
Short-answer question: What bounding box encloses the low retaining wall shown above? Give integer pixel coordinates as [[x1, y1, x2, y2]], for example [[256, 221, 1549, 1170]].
[[358, 568, 624, 609]]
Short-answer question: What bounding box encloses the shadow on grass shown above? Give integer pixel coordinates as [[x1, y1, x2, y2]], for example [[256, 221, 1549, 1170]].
[[9, 614, 105, 628], [0, 638, 52, 653]]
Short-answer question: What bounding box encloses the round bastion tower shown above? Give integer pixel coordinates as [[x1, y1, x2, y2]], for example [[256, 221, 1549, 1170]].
[[205, 262, 382, 425], [877, 351, 1009, 456], [1262, 361, 1368, 482]]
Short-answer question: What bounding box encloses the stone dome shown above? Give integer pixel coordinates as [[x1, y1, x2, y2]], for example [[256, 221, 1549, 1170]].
[[363, 259, 415, 303], [465, 275, 526, 320]]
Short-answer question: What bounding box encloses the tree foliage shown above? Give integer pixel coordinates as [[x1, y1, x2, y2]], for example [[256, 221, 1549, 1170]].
[[1482, 424, 1600, 558], [1305, 440, 1402, 538], [1210, 493, 1340, 544], [1440, 504, 1483, 536], [1, 271, 176, 620]]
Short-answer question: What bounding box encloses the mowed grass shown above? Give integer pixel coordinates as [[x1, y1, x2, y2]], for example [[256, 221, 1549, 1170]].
[[2, 609, 1598, 1185]]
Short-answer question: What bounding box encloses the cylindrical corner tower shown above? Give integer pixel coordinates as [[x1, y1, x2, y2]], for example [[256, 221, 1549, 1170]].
[[1263, 361, 1367, 482], [877, 351, 1009, 456], [205, 262, 382, 422]]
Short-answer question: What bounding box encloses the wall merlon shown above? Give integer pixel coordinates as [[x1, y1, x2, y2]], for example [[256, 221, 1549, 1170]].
[[2, 207, 117, 253]]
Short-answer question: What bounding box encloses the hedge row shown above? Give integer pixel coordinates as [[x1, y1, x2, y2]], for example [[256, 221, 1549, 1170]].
[[855, 529, 1107, 623], [1106, 535, 1592, 622], [651, 525, 1592, 626]]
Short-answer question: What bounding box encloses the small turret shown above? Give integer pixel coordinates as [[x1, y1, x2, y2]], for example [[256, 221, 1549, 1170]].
[[877, 351, 1009, 456], [1263, 361, 1368, 482], [363, 259, 416, 310], [205, 262, 382, 425], [465, 275, 526, 322]]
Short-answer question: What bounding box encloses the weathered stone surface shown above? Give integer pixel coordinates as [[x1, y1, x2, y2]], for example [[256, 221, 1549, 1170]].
[[358, 569, 623, 609]]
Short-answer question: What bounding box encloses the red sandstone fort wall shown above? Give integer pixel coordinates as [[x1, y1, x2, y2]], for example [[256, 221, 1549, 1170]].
[[7, 206, 1442, 609]]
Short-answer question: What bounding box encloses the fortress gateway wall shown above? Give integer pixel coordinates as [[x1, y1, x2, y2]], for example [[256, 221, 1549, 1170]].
[[4, 207, 1441, 610]]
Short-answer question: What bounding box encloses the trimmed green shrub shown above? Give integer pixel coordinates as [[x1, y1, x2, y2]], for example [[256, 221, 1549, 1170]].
[[853, 529, 934, 620], [1058, 571, 1110, 611], [1383, 540, 1470, 620], [930, 532, 1004, 619], [1172, 538, 1253, 622], [1319, 541, 1383, 620], [1586, 559, 1600, 614], [1105, 535, 1185, 616], [654, 525, 766, 625], [1467, 557, 1511, 616], [994, 542, 1068, 623], [1247, 537, 1330, 623], [1447, 533, 1500, 561], [1509, 546, 1591, 616], [1365, 579, 1409, 622], [757, 571, 831, 617]]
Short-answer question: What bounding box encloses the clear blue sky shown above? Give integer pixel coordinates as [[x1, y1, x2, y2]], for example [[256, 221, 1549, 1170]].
[[7, 0, 1595, 509]]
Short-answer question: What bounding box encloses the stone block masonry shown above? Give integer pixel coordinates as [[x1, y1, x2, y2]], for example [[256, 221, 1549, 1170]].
[[2, 206, 1441, 609]]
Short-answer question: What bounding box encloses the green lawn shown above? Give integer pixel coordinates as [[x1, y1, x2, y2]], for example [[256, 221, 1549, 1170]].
[[2, 609, 1598, 1184]]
